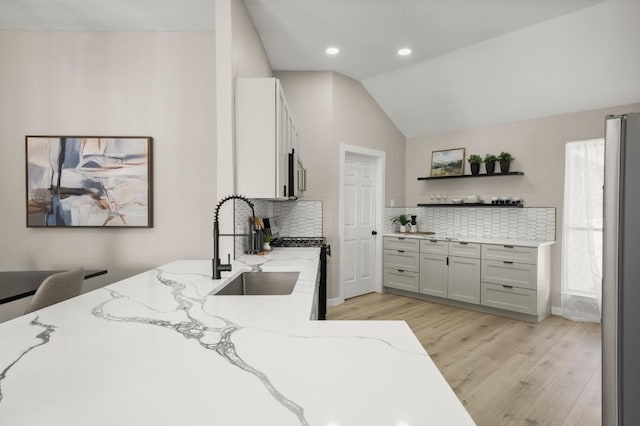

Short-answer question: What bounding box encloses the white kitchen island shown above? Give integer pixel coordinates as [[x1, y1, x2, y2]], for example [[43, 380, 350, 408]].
[[0, 248, 474, 425]]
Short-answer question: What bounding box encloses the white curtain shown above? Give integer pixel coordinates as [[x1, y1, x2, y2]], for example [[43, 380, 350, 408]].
[[561, 138, 604, 322]]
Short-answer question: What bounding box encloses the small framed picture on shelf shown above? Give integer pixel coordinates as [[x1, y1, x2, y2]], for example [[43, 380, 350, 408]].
[[430, 148, 465, 177]]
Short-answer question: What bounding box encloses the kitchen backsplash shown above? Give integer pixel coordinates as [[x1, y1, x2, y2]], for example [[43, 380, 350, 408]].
[[234, 200, 323, 256], [385, 206, 556, 241]]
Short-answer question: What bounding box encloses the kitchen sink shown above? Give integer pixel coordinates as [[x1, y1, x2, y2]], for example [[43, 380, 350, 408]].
[[212, 272, 300, 296]]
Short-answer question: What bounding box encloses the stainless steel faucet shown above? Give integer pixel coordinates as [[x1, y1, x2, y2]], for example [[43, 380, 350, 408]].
[[212, 194, 258, 280]]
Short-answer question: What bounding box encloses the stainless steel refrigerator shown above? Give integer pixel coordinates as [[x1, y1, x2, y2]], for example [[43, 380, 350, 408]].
[[603, 112, 640, 425]]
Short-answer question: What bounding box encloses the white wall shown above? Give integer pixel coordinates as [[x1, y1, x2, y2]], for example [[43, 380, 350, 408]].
[[363, 0, 640, 138], [0, 31, 216, 319], [215, 0, 272, 260], [406, 102, 640, 310], [231, 0, 272, 78], [275, 71, 406, 300]]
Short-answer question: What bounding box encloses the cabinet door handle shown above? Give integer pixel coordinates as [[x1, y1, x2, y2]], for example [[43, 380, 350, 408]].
[[397, 250, 405, 253], [459, 242, 468, 245], [503, 261, 514, 264], [429, 239, 438, 243], [503, 245, 514, 249], [446, 257, 449, 266], [397, 269, 405, 273], [398, 237, 405, 240], [502, 285, 514, 289]]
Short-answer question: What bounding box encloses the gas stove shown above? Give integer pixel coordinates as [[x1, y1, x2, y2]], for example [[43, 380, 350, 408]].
[[270, 237, 328, 249], [270, 236, 329, 320]]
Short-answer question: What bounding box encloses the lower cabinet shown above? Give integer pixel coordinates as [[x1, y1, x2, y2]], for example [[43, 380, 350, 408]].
[[419, 253, 448, 297], [448, 256, 481, 304], [481, 282, 537, 315], [384, 269, 419, 292], [383, 237, 551, 322]]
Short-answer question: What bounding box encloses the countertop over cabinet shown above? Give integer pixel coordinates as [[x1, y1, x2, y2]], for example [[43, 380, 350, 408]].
[[384, 232, 555, 247], [0, 248, 473, 426]]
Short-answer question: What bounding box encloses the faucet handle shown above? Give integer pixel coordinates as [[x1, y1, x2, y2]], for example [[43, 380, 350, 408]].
[[227, 253, 231, 265]]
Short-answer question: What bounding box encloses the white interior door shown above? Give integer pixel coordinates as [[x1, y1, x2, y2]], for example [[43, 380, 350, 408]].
[[343, 153, 377, 298]]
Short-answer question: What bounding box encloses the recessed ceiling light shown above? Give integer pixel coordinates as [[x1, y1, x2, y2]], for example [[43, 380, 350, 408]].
[[326, 47, 340, 55], [398, 48, 412, 56]]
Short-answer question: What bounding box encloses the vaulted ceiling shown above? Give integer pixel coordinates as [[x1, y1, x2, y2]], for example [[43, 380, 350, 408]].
[[2, 0, 638, 138]]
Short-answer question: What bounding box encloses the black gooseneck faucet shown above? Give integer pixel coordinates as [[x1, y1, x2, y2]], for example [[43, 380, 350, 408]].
[[212, 194, 256, 280]]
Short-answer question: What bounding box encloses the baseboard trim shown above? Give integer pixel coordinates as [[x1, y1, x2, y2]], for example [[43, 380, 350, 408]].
[[327, 297, 344, 307], [551, 306, 563, 316]]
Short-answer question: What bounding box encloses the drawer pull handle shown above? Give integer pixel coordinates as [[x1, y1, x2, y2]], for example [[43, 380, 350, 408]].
[[502, 285, 514, 289], [397, 269, 405, 273], [397, 250, 405, 253], [429, 239, 438, 243], [398, 237, 405, 240], [503, 261, 514, 264], [459, 242, 468, 245], [503, 245, 514, 248]]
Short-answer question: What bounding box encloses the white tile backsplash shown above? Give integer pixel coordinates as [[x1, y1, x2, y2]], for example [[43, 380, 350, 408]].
[[233, 200, 323, 256], [273, 201, 323, 237], [385, 206, 556, 242]]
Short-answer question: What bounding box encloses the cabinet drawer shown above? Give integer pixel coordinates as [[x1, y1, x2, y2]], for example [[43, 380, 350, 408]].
[[481, 244, 537, 264], [481, 282, 537, 315], [420, 239, 448, 255], [384, 269, 419, 293], [384, 236, 420, 252], [383, 250, 419, 272], [448, 242, 481, 259], [481, 260, 537, 290]]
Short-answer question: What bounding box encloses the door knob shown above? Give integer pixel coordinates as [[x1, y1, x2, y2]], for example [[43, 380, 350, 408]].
[[371, 230, 378, 236]]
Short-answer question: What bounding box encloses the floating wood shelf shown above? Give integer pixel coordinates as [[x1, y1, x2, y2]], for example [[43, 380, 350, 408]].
[[417, 203, 524, 208], [417, 171, 524, 180]]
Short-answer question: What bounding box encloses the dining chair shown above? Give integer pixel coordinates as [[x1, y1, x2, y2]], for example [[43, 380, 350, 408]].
[[24, 268, 85, 314]]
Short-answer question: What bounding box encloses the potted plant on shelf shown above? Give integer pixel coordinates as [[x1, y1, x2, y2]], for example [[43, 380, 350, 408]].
[[484, 154, 498, 175], [391, 214, 409, 233], [468, 154, 482, 176], [498, 152, 514, 174]]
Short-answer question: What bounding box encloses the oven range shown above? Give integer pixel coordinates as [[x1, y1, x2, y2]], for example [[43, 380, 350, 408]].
[[270, 237, 329, 320]]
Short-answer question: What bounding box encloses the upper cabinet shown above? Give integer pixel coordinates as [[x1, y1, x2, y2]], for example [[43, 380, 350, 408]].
[[236, 78, 298, 199]]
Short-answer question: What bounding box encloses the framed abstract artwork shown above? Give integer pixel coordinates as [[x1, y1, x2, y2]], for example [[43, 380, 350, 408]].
[[430, 148, 465, 177], [26, 136, 153, 228]]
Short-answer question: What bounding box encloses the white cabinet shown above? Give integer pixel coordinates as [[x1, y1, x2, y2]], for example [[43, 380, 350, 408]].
[[383, 237, 419, 292], [383, 235, 552, 322], [481, 283, 537, 315], [419, 239, 448, 255], [480, 243, 551, 320], [384, 250, 419, 272], [481, 245, 537, 264], [448, 256, 481, 304], [420, 252, 448, 297], [481, 260, 537, 290], [236, 78, 298, 199]]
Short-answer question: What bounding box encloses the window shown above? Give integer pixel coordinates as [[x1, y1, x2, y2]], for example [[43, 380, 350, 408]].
[[561, 138, 604, 322]]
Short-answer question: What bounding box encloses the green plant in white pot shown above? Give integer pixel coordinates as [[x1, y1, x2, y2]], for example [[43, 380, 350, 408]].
[[263, 233, 272, 251], [391, 214, 409, 233]]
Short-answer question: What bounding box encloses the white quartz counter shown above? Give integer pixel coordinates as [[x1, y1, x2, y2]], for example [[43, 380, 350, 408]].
[[0, 248, 474, 425], [384, 233, 555, 247]]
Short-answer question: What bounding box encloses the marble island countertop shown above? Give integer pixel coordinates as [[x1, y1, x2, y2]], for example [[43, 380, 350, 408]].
[[385, 232, 555, 247], [0, 248, 474, 425]]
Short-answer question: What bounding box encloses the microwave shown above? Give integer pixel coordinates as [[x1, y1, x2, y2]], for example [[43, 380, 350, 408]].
[[287, 149, 306, 200]]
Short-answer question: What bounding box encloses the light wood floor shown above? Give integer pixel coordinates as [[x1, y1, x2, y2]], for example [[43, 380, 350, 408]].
[[327, 292, 602, 426]]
